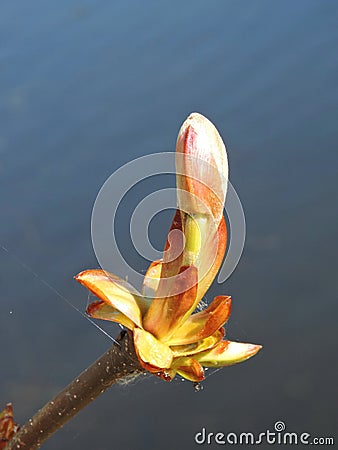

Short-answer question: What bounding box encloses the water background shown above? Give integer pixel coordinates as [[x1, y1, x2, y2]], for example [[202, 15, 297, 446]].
[[1, 1, 337, 448]]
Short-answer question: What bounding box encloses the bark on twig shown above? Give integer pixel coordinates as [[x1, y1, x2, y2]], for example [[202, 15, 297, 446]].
[[6, 330, 143, 449]]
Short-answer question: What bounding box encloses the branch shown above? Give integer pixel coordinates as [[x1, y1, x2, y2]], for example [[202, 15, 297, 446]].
[[6, 330, 143, 449]]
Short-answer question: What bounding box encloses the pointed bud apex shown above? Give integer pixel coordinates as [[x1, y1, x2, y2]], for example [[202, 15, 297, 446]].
[[176, 112, 228, 224]]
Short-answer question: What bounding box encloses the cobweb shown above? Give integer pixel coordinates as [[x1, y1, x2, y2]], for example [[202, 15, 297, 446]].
[[0, 244, 230, 392]]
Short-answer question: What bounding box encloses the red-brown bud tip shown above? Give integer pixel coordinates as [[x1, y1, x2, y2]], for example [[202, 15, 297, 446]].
[[176, 113, 228, 222]]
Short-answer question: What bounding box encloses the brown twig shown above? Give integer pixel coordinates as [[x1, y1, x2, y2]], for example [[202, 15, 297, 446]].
[[6, 330, 143, 449]]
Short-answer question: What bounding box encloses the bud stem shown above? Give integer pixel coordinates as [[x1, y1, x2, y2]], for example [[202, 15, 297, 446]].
[[5, 331, 143, 450]]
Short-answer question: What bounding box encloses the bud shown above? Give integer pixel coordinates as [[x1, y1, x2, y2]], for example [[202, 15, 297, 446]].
[[176, 112, 228, 224]]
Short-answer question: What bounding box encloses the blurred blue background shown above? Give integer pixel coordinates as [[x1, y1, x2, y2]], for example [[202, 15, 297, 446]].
[[1, 0, 337, 448]]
